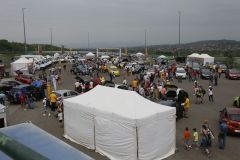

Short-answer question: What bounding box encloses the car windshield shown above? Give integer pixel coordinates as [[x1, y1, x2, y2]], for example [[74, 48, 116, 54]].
[[177, 69, 185, 73], [202, 69, 210, 74], [230, 114, 240, 121], [230, 69, 240, 74]]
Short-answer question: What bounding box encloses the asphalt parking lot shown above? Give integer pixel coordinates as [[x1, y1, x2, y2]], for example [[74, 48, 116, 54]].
[[6, 63, 240, 160]]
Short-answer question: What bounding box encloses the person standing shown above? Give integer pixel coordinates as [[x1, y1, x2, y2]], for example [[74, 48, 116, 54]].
[[122, 77, 127, 85], [183, 127, 191, 150], [208, 86, 214, 102], [0, 91, 6, 105], [49, 91, 57, 112], [218, 120, 228, 149], [214, 72, 218, 86], [192, 128, 199, 148], [184, 95, 190, 118]]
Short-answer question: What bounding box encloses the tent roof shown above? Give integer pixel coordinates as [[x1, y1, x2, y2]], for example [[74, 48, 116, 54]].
[[199, 54, 213, 58], [0, 123, 92, 160], [86, 52, 95, 56], [136, 52, 144, 56], [188, 53, 200, 58], [11, 57, 31, 64], [64, 85, 175, 120], [158, 55, 167, 59]]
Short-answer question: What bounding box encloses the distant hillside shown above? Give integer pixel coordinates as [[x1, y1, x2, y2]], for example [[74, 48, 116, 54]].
[[147, 39, 240, 49], [0, 39, 61, 53]]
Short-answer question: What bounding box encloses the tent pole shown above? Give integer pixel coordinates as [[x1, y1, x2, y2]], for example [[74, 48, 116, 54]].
[[93, 116, 96, 150], [136, 127, 139, 160]]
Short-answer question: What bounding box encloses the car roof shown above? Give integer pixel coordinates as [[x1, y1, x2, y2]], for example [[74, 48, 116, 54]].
[[54, 90, 72, 94], [226, 107, 240, 114], [13, 84, 30, 88]]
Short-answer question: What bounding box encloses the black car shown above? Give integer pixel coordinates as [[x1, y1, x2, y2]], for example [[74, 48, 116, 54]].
[[74, 65, 89, 75], [70, 64, 78, 74], [0, 79, 23, 94], [200, 68, 211, 79]]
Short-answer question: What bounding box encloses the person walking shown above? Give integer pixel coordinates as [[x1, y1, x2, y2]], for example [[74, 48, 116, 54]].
[[200, 125, 211, 157], [218, 120, 228, 149], [42, 97, 50, 117], [208, 86, 214, 102]]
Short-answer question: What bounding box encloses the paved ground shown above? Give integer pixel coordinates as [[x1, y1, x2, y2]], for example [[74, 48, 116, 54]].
[[6, 63, 240, 160]]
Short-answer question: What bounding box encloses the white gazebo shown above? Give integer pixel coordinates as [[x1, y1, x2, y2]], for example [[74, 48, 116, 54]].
[[86, 52, 95, 58], [10, 57, 32, 75], [63, 86, 176, 160], [135, 52, 144, 57]]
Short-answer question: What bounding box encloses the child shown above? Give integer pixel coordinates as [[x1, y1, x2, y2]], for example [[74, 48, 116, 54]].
[[43, 97, 51, 116], [192, 128, 199, 148], [184, 127, 191, 150], [58, 106, 63, 123]]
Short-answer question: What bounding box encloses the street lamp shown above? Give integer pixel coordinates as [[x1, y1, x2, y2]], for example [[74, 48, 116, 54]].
[[178, 11, 181, 57], [22, 8, 27, 54], [50, 28, 53, 51]]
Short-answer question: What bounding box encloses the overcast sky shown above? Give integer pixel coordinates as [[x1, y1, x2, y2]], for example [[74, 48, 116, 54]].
[[1, 0, 240, 48]]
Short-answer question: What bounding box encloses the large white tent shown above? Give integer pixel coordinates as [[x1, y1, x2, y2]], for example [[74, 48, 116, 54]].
[[86, 52, 95, 58], [10, 57, 32, 75], [187, 53, 214, 66], [135, 52, 144, 57], [64, 86, 176, 160]]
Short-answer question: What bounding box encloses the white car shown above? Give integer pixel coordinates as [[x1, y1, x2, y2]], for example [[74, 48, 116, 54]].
[[175, 67, 187, 79]]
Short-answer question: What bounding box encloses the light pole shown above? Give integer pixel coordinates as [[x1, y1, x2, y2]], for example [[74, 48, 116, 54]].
[[22, 8, 27, 54], [144, 29, 148, 56], [178, 11, 181, 57], [88, 32, 90, 50], [50, 28, 53, 51]]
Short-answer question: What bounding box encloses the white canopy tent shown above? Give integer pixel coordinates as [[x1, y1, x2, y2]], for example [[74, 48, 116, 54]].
[[64, 86, 176, 160], [187, 53, 214, 66], [0, 104, 7, 128], [54, 52, 60, 58], [10, 57, 32, 75], [158, 55, 167, 59], [135, 52, 144, 57], [86, 52, 95, 58], [100, 55, 110, 59]]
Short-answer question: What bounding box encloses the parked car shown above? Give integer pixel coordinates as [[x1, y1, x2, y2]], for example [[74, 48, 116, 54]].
[[75, 65, 89, 75], [175, 67, 187, 79], [225, 69, 240, 80], [70, 64, 78, 74], [108, 66, 120, 77], [15, 74, 34, 84], [115, 84, 128, 90], [54, 90, 79, 99], [219, 107, 240, 134], [0, 79, 23, 93], [200, 68, 211, 79], [7, 84, 35, 103]]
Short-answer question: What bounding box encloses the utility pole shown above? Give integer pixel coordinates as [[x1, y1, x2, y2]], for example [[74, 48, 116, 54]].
[[144, 29, 148, 56], [178, 11, 181, 57], [22, 8, 27, 54], [88, 32, 90, 50], [50, 28, 53, 52]]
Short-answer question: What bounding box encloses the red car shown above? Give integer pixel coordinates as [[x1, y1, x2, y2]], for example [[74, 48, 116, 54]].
[[225, 69, 240, 80], [220, 107, 240, 134], [15, 74, 34, 84]]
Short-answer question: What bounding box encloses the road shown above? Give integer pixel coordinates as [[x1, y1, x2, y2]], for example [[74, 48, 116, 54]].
[[6, 63, 240, 160]]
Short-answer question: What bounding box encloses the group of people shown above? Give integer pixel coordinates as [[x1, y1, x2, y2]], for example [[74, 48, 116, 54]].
[[42, 91, 63, 123], [183, 120, 228, 157], [193, 80, 214, 104]]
